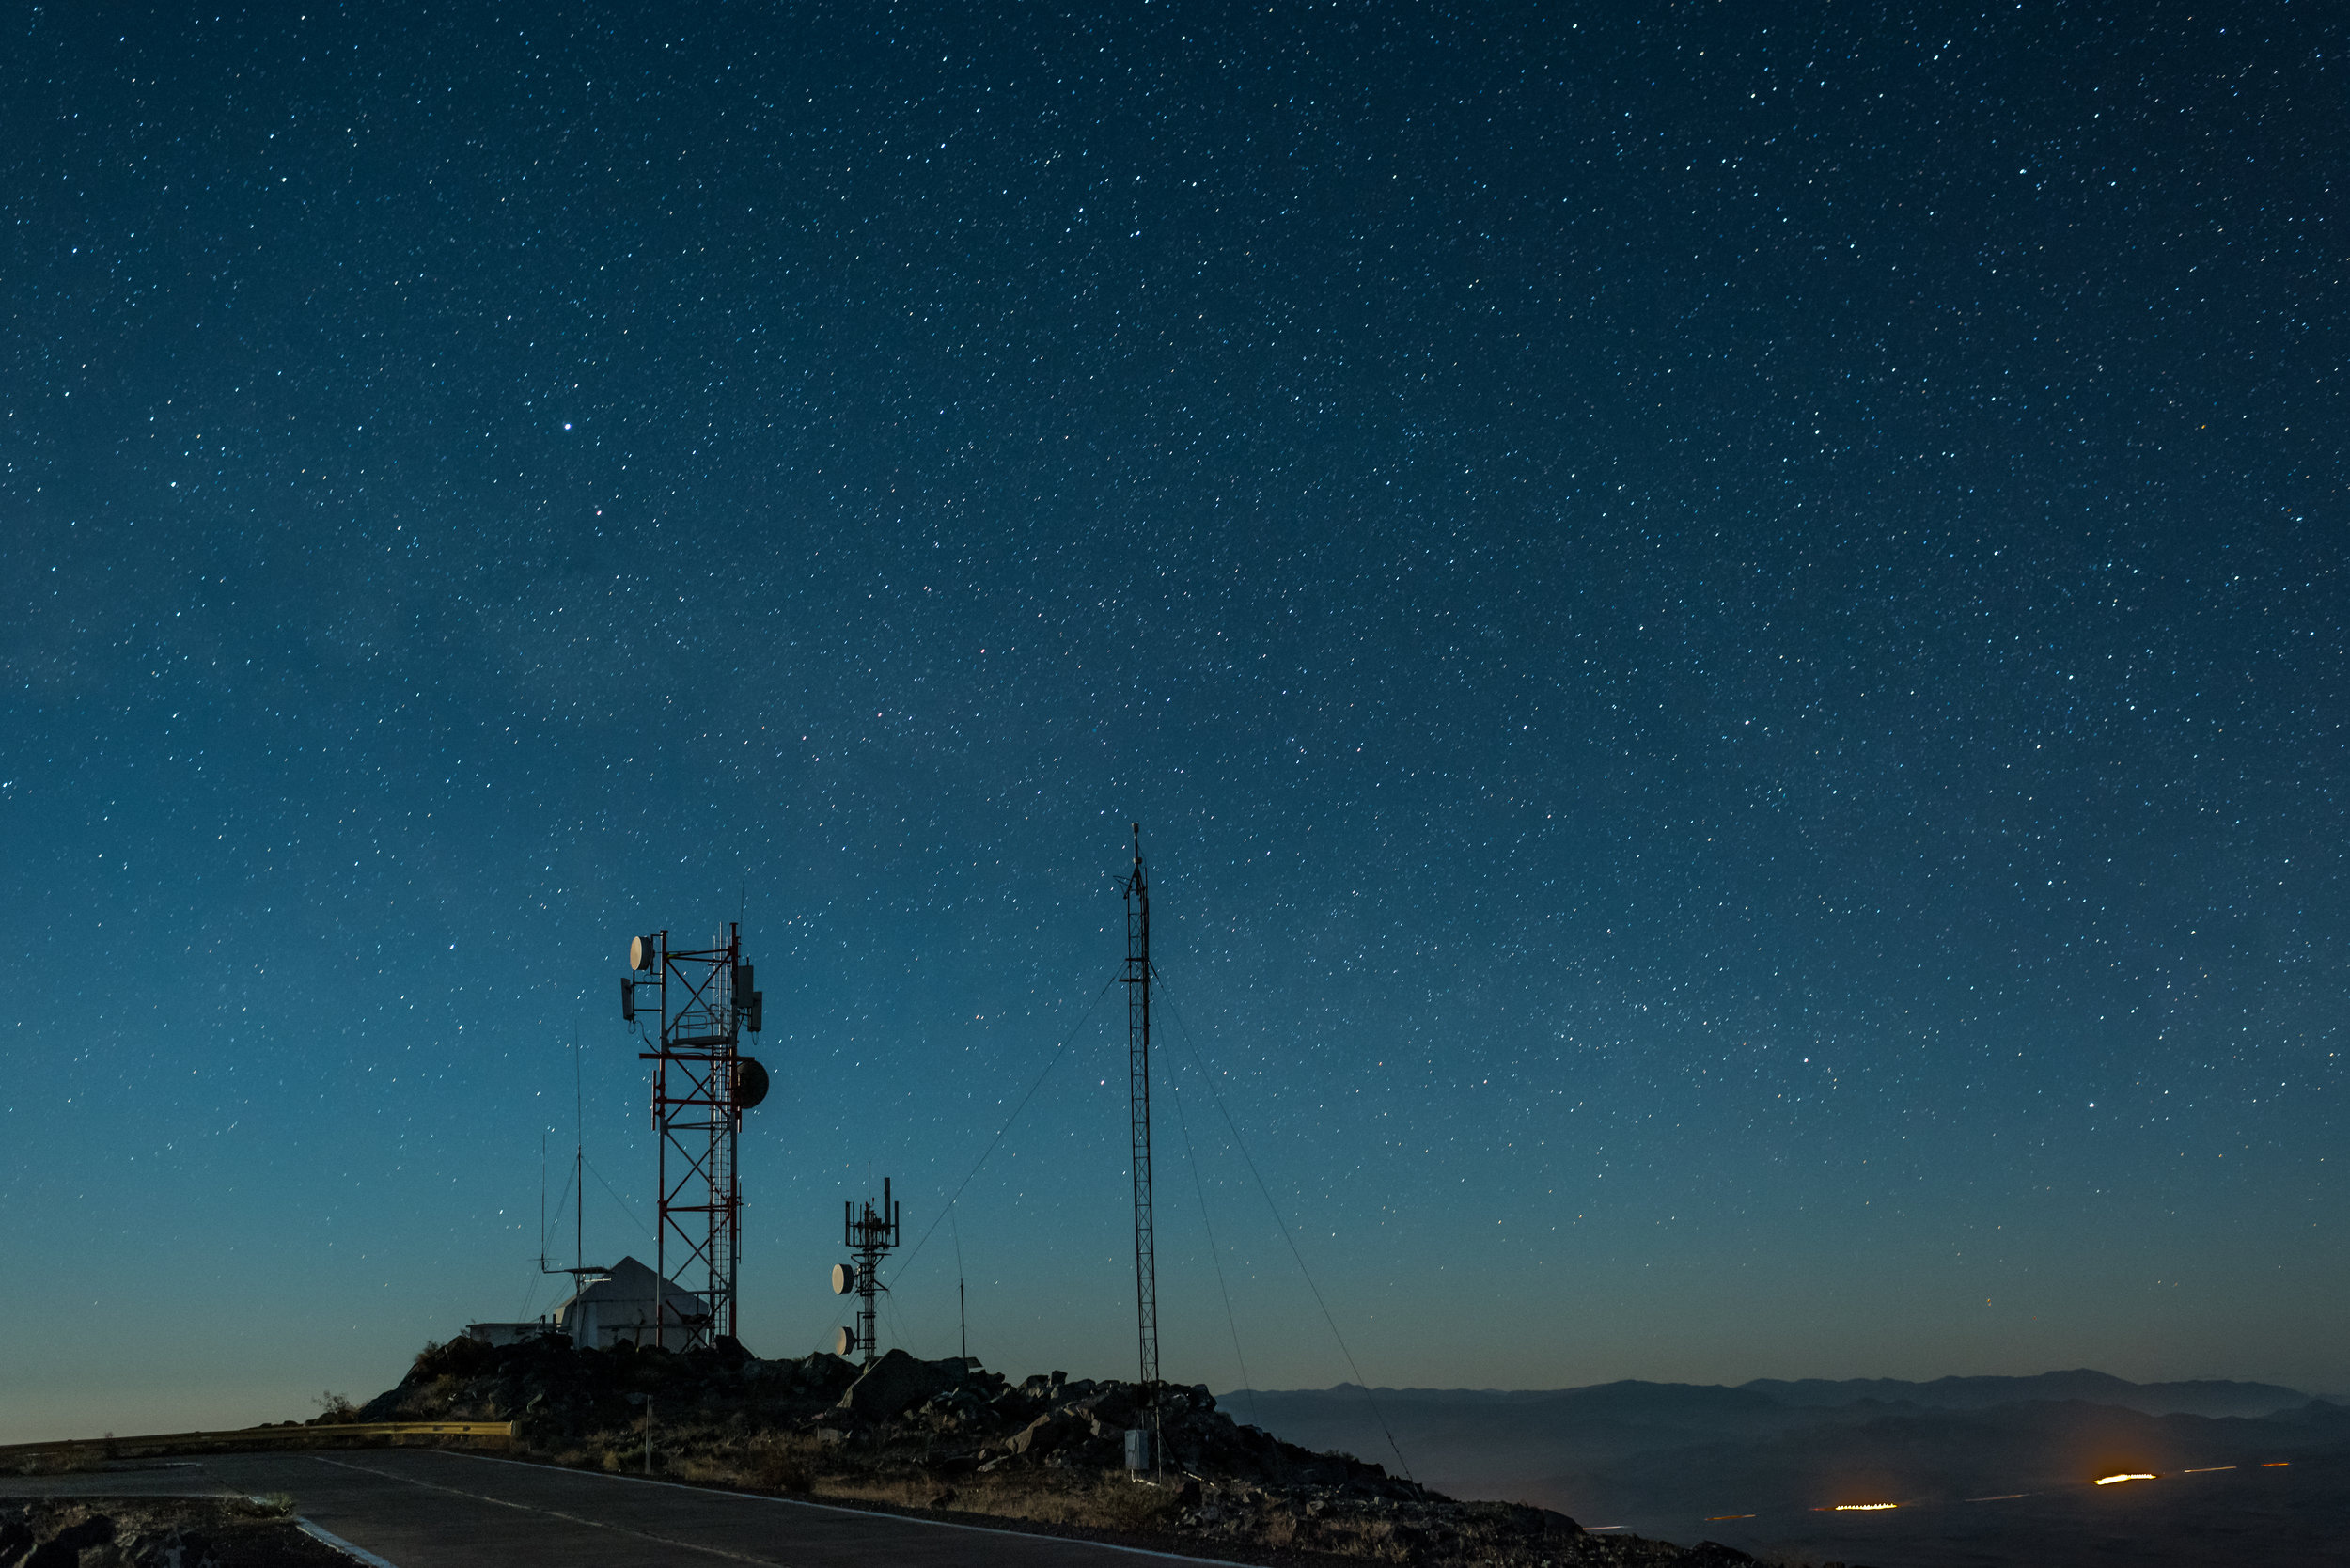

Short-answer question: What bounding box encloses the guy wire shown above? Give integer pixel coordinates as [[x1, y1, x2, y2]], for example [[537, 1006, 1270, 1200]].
[[1154, 971, 1414, 1483], [1171, 1070, 1256, 1427], [885, 972, 1120, 1286]]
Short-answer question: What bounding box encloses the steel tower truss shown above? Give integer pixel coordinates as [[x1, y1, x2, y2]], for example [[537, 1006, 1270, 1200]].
[[1120, 826, 1160, 1409], [624, 922, 760, 1349]]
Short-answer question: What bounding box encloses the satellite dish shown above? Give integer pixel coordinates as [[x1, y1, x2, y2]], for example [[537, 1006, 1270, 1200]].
[[834, 1326, 857, 1356], [831, 1262, 856, 1295], [630, 935, 657, 972], [733, 1058, 770, 1111]]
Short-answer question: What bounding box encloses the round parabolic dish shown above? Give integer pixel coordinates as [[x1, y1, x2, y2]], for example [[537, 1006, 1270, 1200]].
[[734, 1057, 770, 1110], [832, 1262, 856, 1295]]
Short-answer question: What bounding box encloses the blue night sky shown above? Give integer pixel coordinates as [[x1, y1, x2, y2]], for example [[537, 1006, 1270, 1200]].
[[3, 2, 2342, 1442]]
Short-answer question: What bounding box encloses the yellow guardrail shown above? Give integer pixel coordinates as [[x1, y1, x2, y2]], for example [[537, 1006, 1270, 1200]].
[[0, 1420, 516, 1460]]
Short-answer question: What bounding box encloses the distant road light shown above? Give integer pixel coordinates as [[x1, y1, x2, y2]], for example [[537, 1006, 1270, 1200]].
[[2094, 1473, 2157, 1485], [1831, 1503, 1899, 1512]]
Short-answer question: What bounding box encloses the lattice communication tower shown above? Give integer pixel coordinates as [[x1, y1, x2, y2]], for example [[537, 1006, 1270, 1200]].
[[830, 1176, 901, 1368], [622, 922, 769, 1348]]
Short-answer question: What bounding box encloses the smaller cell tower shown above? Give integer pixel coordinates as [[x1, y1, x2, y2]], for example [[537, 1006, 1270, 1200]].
[[829, 1177, 900, 1367]]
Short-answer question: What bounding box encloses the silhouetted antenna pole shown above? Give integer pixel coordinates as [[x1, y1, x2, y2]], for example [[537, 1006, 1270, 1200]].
[[1120, 824, 1161, 1442], [574, 1021, 585, 1280], [953, 1212, 968, 1364], [542, 1022, 611, 1296]]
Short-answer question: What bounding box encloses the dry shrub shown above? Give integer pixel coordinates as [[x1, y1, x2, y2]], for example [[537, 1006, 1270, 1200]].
[[410, 1336, 498, 1383], [1091, 1479, 1182, 1535], [747, 1438, 818, 1494], [657, 1435, 822, 1496], [842, 1472, 1182, 1536], [811, 1474, 936, 1511]]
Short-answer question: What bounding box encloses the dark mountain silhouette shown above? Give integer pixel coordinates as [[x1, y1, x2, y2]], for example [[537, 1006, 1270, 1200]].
[[1231, 1374, 2350, 1568], [1739, 1369, 2309, 1419]]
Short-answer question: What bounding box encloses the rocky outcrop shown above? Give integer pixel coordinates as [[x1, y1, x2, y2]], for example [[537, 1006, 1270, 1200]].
[[337, 1341, 1755, 1566], [837, 1348, 966, 1420], [1, 1504, 231, 1568]]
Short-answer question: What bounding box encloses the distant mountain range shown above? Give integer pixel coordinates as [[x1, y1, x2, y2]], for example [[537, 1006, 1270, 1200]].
[[1223, 1370, 2343, 1557], [1737, 1369, 2310, 1419]]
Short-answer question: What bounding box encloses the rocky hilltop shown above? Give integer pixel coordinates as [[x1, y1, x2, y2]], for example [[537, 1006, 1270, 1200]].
[[338, 1336, 1758, 1567]]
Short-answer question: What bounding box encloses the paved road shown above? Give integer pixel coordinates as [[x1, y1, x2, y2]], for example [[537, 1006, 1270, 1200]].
[[0, 1449, 1221, 1567]]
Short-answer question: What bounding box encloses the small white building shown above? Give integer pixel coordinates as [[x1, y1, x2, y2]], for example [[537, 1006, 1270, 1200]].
[[466, 1256, 712, 1350], [555, 1256, 713, 1349]]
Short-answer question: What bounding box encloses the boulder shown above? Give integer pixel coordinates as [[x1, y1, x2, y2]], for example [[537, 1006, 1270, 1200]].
[[1004, 1409, 1085, 1457], [0, 1509, 30, 1566], [1072, 1385, 1141, 1434], [792, 1354, 861, 1401], [127, 1528, 218, 1568], [837, 1350, 961, 1421], [24, 1513, 114, 1568]]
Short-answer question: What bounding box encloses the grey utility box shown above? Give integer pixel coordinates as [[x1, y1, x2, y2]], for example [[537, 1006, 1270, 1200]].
[[1123, 1427, 1153, 1472]]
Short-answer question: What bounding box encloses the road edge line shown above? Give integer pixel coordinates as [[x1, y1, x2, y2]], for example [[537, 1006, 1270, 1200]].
[[296, 1519, 402, 1568]]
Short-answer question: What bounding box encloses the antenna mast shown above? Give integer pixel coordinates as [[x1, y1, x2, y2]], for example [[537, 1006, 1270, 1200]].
[[623, 922, 769, 1348], [1120, 824, 1160, 1435], [540, 1022, 610, 1306], [574, 1020, 584, 1279], [831, 1177, 899, 1367]]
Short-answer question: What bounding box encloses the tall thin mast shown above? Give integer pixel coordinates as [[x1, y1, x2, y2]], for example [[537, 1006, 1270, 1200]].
[[540, 1023, 609, 1313], [1120, 824, 1160, 1421], [574, 1020, 584, 1279]]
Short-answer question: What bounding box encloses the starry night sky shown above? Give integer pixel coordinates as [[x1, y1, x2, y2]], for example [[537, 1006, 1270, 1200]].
[[4, 2, 2343, 1442]]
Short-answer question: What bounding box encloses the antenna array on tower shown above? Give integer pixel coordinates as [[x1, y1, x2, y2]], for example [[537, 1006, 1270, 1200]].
[[832, 1177, 901, 1367], [621, 922, 769, 1349]]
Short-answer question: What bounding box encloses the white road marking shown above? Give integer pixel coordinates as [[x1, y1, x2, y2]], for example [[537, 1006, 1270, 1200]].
[[298, 1518, 404, 1568]]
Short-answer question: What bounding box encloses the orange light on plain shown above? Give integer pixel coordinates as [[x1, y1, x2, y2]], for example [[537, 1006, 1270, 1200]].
[[1831, 1502, 1899, 1512], [2261, 1462, 2290, 1468], [2093, 1473, 2156, 1485], [2183, 1466, 2235, 1473]]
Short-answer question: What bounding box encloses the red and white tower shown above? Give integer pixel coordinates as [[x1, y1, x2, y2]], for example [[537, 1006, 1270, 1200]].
[[622, 922, 768, 1348]]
